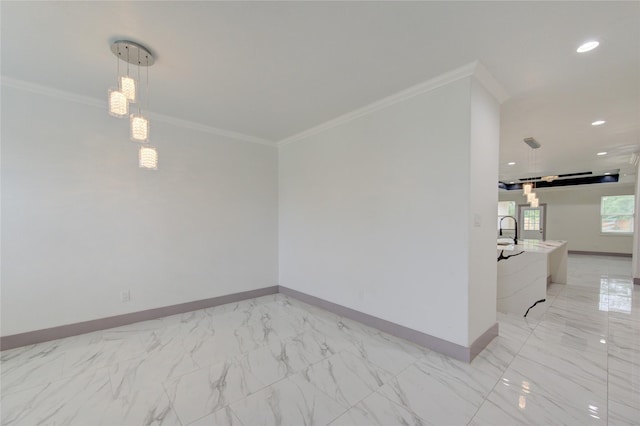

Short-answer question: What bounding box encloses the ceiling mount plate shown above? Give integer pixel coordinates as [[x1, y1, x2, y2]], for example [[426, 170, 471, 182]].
[[110, 40, 154, 66], [524, 137, 541, 149]]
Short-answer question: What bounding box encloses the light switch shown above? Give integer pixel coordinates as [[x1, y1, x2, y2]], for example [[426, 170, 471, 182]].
[[474, 213, 482, 227]]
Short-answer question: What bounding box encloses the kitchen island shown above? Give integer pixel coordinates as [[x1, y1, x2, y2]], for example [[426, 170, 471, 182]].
[[497, 240, 568, 316]]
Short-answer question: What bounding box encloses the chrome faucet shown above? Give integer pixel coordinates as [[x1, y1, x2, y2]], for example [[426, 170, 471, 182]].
[[499, 215, 518, 244]]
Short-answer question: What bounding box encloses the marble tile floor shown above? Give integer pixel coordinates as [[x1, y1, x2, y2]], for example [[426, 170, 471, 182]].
[[1, 254, 638, 425]]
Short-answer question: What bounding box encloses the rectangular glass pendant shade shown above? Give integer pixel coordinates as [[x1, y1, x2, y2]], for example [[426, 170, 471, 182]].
[[139, 146, 158, 170], [522, 183, 533, 195], [527, 193, 537, 203], [108, 89, 128, 117], [530, 198, 539, 208], [130, 114, 149, 142], [120, 76, 136, 102]]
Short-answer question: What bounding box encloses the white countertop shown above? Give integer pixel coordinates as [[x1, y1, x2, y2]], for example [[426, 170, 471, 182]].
[[497, 239, 567, 254]]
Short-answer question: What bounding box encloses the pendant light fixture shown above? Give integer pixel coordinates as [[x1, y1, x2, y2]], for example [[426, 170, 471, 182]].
[[523, 137, 541, 205], [120, 76, 136, 103], [108, 40, 157, 169], [108, 88, 128, 117], [139, 146, 158, 170], [130, 114, 149, 142]]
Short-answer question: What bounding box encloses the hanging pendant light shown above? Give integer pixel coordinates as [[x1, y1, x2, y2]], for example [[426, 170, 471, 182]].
[[531, 198, 539, 208], [522, 137, 541, 200], [120, 76, 136, 103], [139, 146, 158, 170], [108, 41, 156, 167], [130, 114, 149, 142], [108, 88, 128, 117], [107, 46, 128, 117]]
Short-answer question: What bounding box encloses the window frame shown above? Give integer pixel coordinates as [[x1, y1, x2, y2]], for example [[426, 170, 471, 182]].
[[600, 195, 635, 236], [522, 208, 541, 231]]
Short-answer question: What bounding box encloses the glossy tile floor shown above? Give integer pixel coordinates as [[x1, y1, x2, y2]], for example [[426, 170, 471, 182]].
[[1, 254, 638, 425]]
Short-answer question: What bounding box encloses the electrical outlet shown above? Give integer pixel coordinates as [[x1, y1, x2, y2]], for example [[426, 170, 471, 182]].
[[120, 290, 131, 303]]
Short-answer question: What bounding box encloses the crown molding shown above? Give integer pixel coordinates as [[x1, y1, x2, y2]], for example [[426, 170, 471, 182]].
[[2, 76, 104, 109], [278, 61, 510, 147], [2, 62, 508, 150], [277, 62, 476, 146], [1, 76, 276, 147], [147, 112, 275, 146], [471, 61, 509, 104]]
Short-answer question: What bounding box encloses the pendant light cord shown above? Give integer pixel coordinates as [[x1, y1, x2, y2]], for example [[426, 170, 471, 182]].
[[137, 50, 142, 115], [116, 44, 120, 84], [146, 57, 149, 114], [126, 45, 130, 78]]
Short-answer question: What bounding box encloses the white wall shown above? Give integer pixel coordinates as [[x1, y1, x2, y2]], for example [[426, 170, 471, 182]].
[[279, 74, 500, 347], [468, 79, 500, 343], [1, 86, 278, 336], [499, 183, 634, 254]]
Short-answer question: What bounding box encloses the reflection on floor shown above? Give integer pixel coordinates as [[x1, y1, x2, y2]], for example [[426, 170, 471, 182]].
[[1, 254, 638, 425]]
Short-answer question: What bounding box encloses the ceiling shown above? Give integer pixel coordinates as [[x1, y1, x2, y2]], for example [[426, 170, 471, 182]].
[[2, 1, 639, 185]]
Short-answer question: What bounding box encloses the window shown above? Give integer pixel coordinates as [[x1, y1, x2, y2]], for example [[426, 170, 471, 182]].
[[497, 201, 516, 230], [523, 209, 541, 231], [601, 195, 635, 234]]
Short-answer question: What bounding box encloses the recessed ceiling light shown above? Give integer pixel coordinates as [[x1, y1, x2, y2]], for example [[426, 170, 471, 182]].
[[577, 41, 599, 53], [509, 181, 515, 184], [592, 120, 606, 126], [507, 162, 516, 166], [597, 152, 607, 156], [604, 172, 611, 175]]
